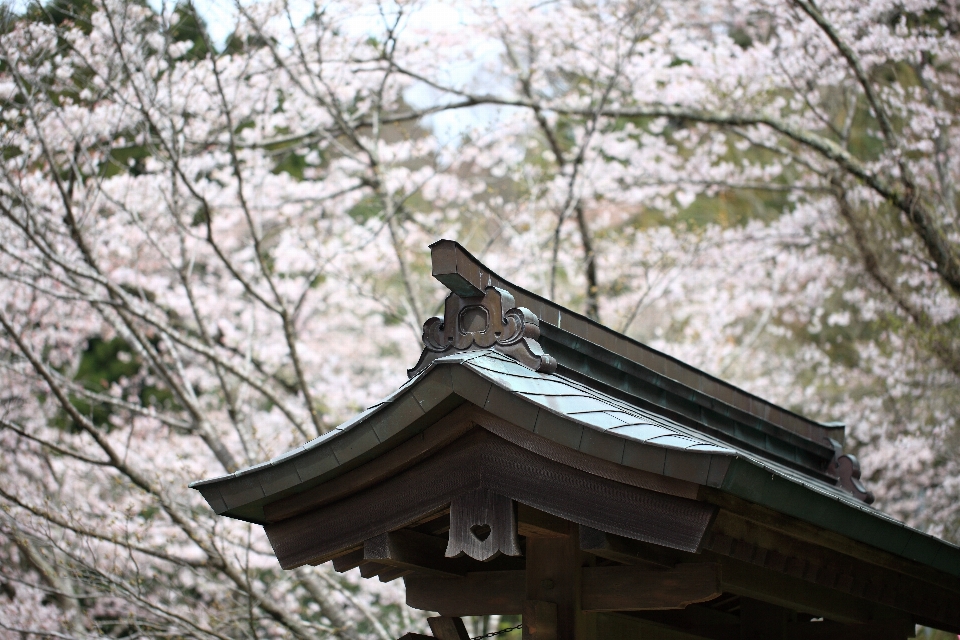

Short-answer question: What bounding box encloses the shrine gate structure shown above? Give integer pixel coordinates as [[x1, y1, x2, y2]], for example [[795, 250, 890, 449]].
[[192, 240, 960, 640]]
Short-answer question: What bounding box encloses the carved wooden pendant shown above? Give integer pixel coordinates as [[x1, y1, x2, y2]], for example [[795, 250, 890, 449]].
[[408, 286, 557, 378], [445, 489, 522, 562], [826, 439, 874, 504]]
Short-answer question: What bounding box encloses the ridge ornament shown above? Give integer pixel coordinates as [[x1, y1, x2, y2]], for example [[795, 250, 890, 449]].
[[408, 286, 557, 378]]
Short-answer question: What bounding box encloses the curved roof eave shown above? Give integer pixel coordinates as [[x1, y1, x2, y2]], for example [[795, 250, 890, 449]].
[[189, 349, 960, 579]]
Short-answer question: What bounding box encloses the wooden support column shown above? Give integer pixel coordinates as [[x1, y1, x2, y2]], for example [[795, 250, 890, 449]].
[[428, 616, 470, 640], [524, 523, 596, 640]]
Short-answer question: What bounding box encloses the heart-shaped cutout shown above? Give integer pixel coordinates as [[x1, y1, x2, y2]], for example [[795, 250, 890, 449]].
[[470, 524, 491, 542]]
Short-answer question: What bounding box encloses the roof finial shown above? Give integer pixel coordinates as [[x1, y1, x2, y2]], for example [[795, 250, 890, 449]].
[[407, 286, 557, 378]]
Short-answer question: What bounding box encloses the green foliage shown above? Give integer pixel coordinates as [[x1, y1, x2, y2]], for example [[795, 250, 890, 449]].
[[169, 2, 210, 61], [223, 30, 272, 55], [26, 0, 97, 32], [54, 336, 175, 432], [348, 196, 383, 223], [272, 151, 309, 180]]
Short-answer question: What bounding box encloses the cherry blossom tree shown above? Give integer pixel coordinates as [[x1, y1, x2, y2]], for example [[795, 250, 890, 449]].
[[0, 0, 957, 637]]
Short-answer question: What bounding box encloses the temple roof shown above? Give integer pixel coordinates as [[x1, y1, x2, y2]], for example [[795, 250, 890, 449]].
[[192, 349, 960, 579], [191, 239, 960, 587]]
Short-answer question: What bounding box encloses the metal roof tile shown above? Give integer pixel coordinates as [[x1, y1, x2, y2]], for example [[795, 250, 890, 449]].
[[610, 423, 677, 442], [687, 443, 737, 454], [567, 411, 631, 430], [477, 371, 576, 396], [598, 410, 644, 423], [534, 410, 584, 450], [645, 434, 704, 450], [579, 429, 626, 463], [521, 393, 614, 414], [466, 352, 545, 379], [293, 447, 338, 483]]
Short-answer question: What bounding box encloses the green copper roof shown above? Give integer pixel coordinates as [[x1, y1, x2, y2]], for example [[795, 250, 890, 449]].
[[191, 349, 960, 579]]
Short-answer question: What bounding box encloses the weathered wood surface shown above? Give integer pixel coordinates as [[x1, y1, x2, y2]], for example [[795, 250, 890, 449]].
[[580, 563, 721, 612], [445, 489, 521, 561], [404, 571, 525, 616], [703, 506, 960, 631], [579, 526, 676, 569], [577, 523, 924, 629], [472, 411, 700, 501], [366, 530, 466, 577], [358, 561, 387, 579], [522, 600, 558, 640], [265, 406, 477, 522], [427, 616, 469, 640], [376, 566, 411, 583], [518, 504, 569, 538], [363, 528, 523, 578], [266, 403, 701, 526], [525, 527, 596, 640], [711, 555, 903, 626], [266, 429, 715, 568], [700, 488, 960, 598], [330, 547, 363, 572]]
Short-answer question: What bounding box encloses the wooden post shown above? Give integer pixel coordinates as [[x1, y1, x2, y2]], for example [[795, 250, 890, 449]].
[[428, 616, 470, 640], [524, 523, 596, 640]]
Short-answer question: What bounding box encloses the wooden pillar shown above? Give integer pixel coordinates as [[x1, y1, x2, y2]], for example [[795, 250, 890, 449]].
[[524, 523, 596, 640], [428, 616, 470, 640]]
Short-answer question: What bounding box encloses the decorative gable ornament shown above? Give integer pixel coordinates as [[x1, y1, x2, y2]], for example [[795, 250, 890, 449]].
[[407, 286, 557, 378]]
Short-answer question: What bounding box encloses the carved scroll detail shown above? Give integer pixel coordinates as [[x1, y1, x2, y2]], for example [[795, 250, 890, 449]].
[[445, 489, 521, 562], [826, 439, 875, 504], [407, 287, 557, 378]]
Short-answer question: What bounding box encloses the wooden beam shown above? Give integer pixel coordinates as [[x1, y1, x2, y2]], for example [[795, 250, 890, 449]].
[[359, 561, 388, 579], [427, 617, 469, 640], [331, 547, 364, 573], [365, 530, 467, 577], [525, 525, 596, 640], [404, 571, 525, 616], [700, 488, 960, 597], [704, 509, 960, 631], [377, 567, 412, 583], [518, 504, 568, 538], [713, 554, 878, 625], [577, 525, 910, 628], [580, 564, 721, 612], [522, 601, 558, 640], [579, 526, 678, 569]]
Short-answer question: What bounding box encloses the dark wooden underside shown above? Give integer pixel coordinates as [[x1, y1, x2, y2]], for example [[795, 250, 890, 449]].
[[255, 407, 960, 637], [265, 427, 716, 568]]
